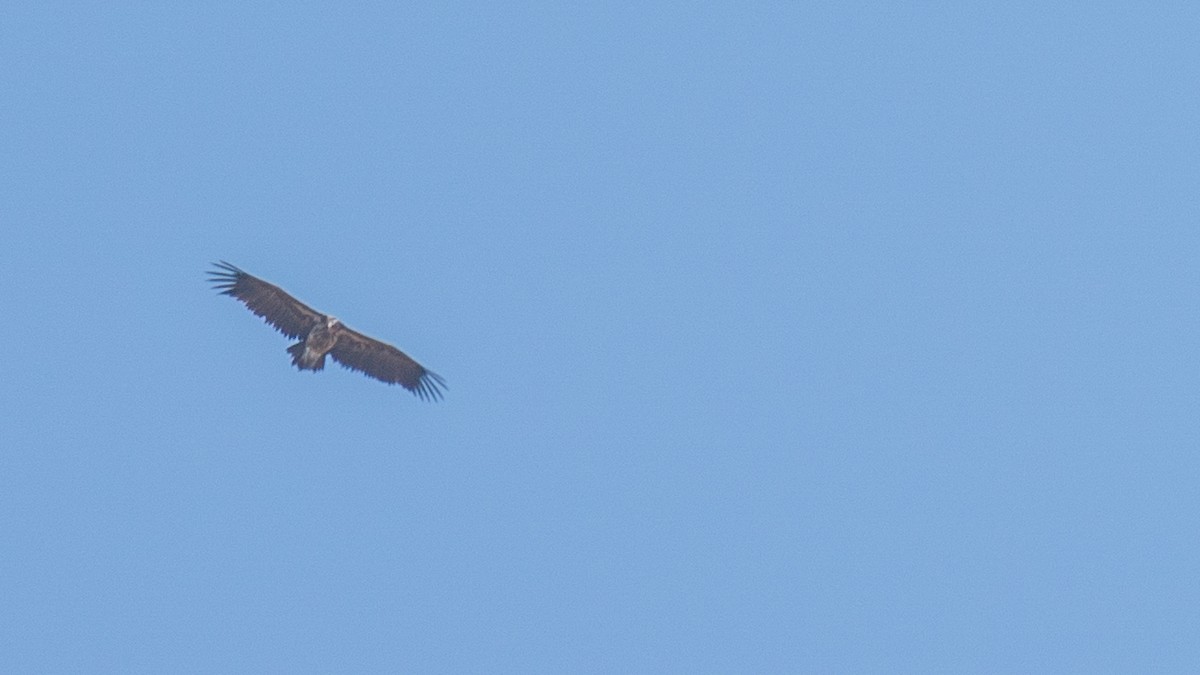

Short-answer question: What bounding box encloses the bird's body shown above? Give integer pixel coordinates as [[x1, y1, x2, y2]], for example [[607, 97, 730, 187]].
[[208, 262, 446, 401], [288, 316, 341, 370]]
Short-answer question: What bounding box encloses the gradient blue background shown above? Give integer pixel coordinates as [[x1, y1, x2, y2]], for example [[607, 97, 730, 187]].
[[3, 3, 1198, 672]]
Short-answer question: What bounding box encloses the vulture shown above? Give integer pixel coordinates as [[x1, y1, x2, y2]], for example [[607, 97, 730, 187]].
[[208, 261, 446, 401]]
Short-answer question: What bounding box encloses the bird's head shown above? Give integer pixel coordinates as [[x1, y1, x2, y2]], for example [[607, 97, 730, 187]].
[[326, 316, 341, 329]]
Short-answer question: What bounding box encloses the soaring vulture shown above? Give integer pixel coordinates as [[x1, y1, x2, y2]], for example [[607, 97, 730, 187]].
[[208, 261, 446, 401]]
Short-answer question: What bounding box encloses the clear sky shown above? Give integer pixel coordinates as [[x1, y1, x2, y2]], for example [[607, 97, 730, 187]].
[[2, 3, 1198, 672]]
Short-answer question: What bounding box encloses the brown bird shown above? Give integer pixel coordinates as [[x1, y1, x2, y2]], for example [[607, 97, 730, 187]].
[[209, 261, 446, 401]]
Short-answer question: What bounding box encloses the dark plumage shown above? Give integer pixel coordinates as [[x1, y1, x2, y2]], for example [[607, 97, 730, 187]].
[[208, 261, 446, 401]]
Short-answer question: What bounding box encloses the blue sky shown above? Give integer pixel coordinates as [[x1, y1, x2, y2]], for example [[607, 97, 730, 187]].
[[2, 3, 1198, 672]]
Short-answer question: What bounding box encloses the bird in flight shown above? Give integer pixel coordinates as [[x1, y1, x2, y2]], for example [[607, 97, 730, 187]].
[[208, 261, 446, 401]]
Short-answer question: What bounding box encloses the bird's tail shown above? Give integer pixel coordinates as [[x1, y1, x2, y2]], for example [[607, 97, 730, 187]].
[[287, 342, 325, 371]]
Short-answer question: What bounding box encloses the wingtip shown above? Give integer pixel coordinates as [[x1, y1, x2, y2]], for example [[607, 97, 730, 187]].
[[415, 370, 447, 402], [207, 261, 245, 290]]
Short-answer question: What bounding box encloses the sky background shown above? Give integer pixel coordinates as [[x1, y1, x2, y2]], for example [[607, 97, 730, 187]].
[[2, 3, 1199, 672]]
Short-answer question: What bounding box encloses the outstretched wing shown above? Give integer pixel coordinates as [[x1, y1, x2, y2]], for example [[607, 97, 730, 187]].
[[208, 261, 324, 339], [330, 326, 447, 401]]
